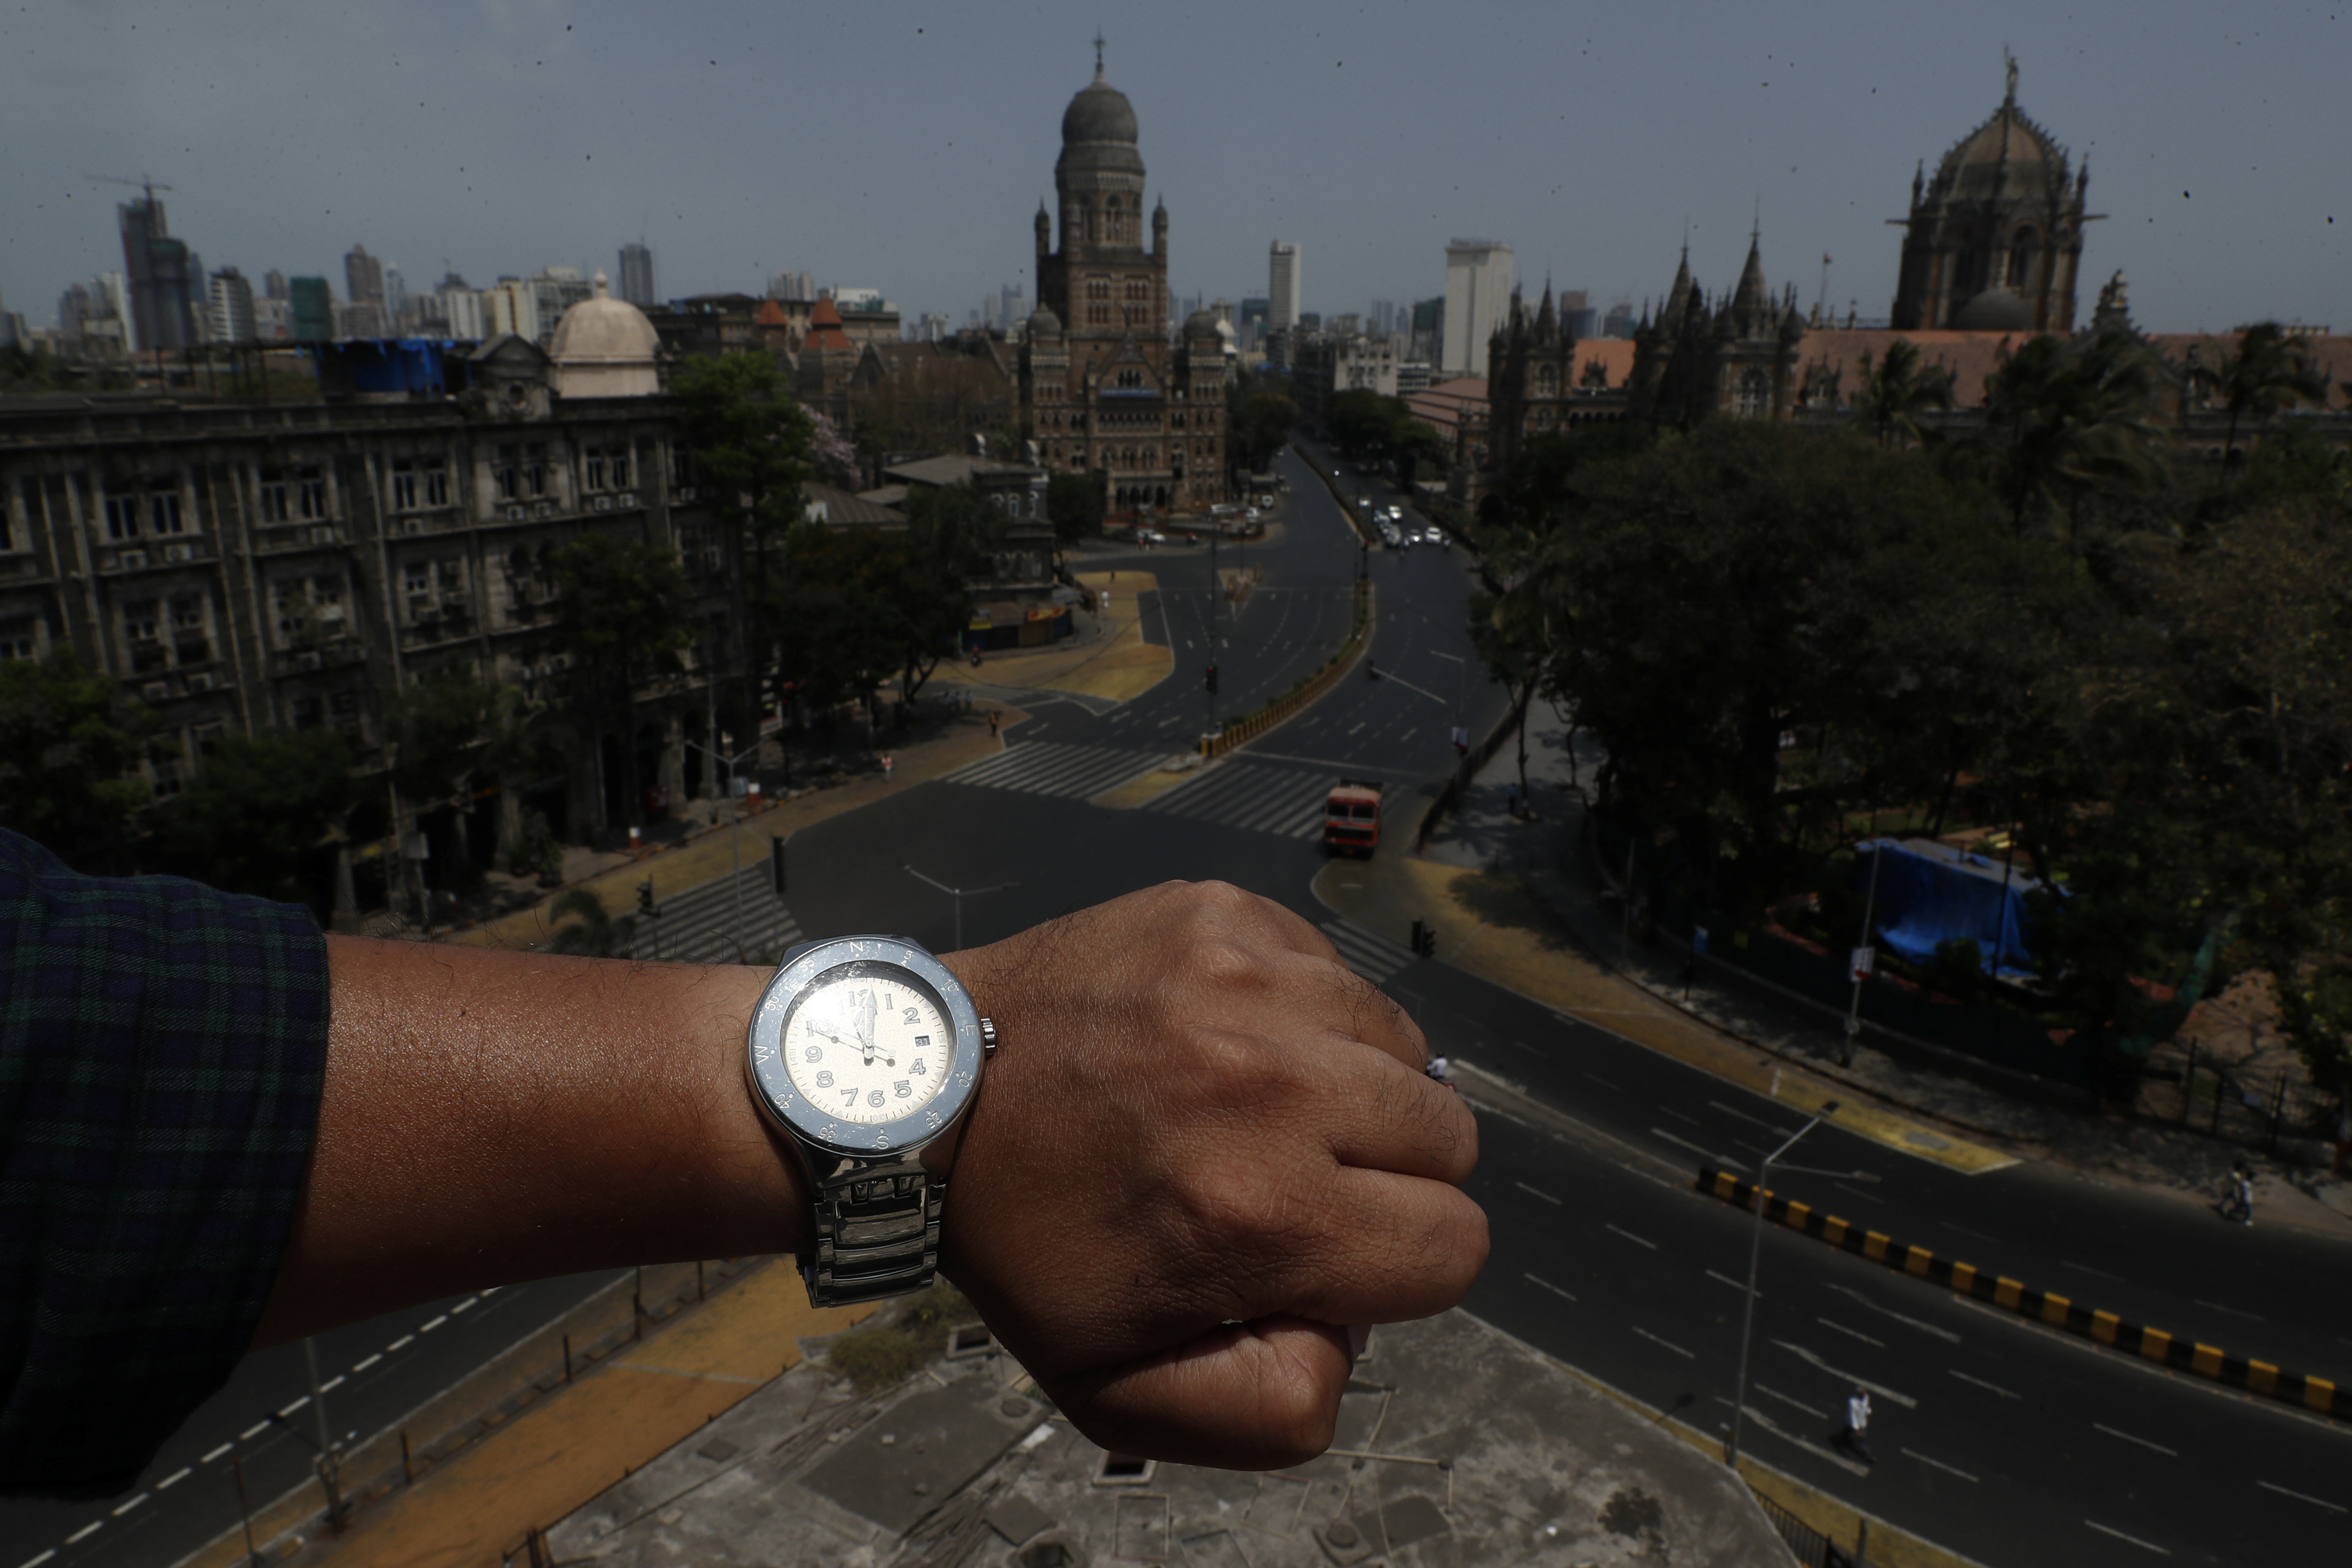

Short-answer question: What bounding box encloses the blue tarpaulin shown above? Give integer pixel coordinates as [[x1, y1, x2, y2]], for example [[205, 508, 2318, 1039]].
[[1856, 838, 2050, 980]]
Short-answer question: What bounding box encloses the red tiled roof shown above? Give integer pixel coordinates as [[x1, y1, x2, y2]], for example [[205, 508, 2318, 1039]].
[[802, 297, 852, 352]]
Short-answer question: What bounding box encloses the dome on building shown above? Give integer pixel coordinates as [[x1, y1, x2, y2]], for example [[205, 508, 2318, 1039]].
[[1057, 70, 1145, 179], [1953, 283, 2034, 331], [1028, 304, 1063, 337], [548, 271, 659, 397], [1184, 308, 1220, 336]]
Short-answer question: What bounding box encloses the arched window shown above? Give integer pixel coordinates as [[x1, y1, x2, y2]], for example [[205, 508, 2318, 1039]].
[[1535, 365, 1558, 397], [2008, 227, 2040, 288], [1732, 367, 1771, 420]]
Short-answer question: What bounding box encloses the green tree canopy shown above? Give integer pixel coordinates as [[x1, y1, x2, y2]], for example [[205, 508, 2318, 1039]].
[[1226, 371, 1296, 473], [1852, 337, 1955, 447], [144, 728, 355, 909], [551, 532, 693, 827], [381, 655, 503, 804], [2190, 321, 2333, 467], [0, 649, 161, 870], [1047, 470, 1107, 543]]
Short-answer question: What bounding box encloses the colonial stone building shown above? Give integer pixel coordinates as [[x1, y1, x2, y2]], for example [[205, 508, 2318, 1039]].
[[1019, 60, 1227, 514], [1485, 287, 1629, 474], [1890, 59, 2090, 334]]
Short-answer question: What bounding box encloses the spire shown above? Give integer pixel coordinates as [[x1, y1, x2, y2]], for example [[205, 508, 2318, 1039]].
[[1731, 233, 1769, 321], [1093, 28, 1107, 80], [2003, 47, 2018, 107], [1661, 252, 1695, 333], [1535, 282, 1556, 339]]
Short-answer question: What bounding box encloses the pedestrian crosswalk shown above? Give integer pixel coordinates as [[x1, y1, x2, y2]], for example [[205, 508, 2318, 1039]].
[[635, 860, 803, 965], [1321, 917, 1412, 983], [940, 741, 1165, 800], [1139, 761, 1334, 839]]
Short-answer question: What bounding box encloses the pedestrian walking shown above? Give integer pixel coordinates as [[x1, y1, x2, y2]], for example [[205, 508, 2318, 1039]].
[[1424, 1055, 1452, 1087], [1841, 1388, 1875, 1463], [987, 709, 1001, 740], [2225, 1161, 2255, 1226], [882, 754, 895, 783]]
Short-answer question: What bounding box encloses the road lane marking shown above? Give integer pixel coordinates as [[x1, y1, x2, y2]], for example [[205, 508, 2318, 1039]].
[[276, 1396, 309, 1417], [1705, 1269, 1752, 1293], [1716, 1399, 1868, 1475], [2256, 1481, 2346, 1514], [1817, 1317, 1885, 1348], [2085, 1519, 2171, 1555], [1902, 1447, 1978, 1483], [1770, 1340, 1917, 1408], [19, 1550, 57, 1568], [1347, 723, 1365, 735], [2061, 1260, 2125, 1283], [240, 1420, 270, 1439], [202, 1443, 235, 1462], [1660, 1106, 1702, 1125], [1707, 1099, 1796, 1135], [453, 1295, 478, 1313], [1506, 1038, 1540, 1056], [319, 1375, 346, 1393], [421, 1314, 449, 1332], [1949, 1370, 2021, 1400], [1831, 1181, 1885, 1207], [2094, 1423, 2177, 1456], [1940, 1221, 2001, 1245], [111, 1494, 148, 1516], [2193, 1297, 2266, 1322], [1630, 1326, 1694, 1359], [352, 1353, 383, 1372], [1524, 1272, 1577, 1303], [1827, 1283, 1961, 1344], [1605, 1223, 1659, 1251], [1756, 1384, 1827, 1418], [388, 1335, 416, 1351], [1649, 1128, 1727, 1164], [156, 1467, 192, 1489], [1514, 1181, 1562, 1206], [65, 1524, 101, 1545]]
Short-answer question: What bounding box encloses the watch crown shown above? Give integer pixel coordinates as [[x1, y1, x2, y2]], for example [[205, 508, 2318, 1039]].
[[980, 1017, 998, 1056]]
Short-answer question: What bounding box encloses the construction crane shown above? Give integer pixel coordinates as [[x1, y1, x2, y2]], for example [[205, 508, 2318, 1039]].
[[85, 173, 175, 208]]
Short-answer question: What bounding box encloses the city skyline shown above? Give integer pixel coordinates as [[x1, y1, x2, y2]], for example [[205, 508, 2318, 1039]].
[[3, 3, 2346, 337]]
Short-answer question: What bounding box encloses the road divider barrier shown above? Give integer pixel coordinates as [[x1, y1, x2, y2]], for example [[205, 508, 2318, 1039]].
[[1199, 577, 1371, 761], [1695, 1167, 2347, 1426]]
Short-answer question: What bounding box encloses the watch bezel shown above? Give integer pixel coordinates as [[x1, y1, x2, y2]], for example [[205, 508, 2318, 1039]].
[[744, 935, 983, 1160]]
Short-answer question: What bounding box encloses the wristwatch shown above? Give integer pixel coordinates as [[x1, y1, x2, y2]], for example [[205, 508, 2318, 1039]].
[[744, 936, 994, 1308]]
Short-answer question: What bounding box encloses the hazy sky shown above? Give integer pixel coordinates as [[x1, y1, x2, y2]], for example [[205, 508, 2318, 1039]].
[[4, 1, 2346, 335]]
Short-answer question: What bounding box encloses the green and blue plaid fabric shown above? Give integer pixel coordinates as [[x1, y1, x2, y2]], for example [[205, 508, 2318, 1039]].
[[0, 829, 330, 1497]]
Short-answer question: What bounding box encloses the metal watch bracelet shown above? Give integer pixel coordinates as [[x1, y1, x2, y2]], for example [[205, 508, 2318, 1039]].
[[803, 1155, 943, 1307]]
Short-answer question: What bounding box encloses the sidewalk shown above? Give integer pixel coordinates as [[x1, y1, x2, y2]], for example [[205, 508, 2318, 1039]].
[[1330, 704, 2352, 1229], [448, 702, 1028, 952], [191, 1260, 876, 1568]]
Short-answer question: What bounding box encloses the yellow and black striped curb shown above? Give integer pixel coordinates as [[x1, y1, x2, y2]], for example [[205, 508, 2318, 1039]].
[[1696, 1168, 2349, 1425]]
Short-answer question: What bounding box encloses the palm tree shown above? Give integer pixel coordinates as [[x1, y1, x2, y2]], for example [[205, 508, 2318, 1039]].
[[2188, 321, 2330, 470], [1853, 337, 1954, 447], [1979, 330, 2163, 540], [546, 888, 637, 957]]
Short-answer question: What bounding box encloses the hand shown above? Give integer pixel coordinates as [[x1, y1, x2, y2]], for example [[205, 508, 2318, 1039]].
[[936, 880, 1485, 1469]]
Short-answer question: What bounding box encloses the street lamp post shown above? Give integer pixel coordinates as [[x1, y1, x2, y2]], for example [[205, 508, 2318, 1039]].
[[1843, 841, 1886, 1066], [1725, 1102, 1883, 1470], [901, 864, 1016, 953], [689, 737, 768, 961]]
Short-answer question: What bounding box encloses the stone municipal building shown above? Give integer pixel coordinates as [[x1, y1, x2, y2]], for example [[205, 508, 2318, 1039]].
[[1018, 59, 1229, 514]]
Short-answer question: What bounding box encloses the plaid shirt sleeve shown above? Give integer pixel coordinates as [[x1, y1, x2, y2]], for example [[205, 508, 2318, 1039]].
[[0, 828, 331, 1498]]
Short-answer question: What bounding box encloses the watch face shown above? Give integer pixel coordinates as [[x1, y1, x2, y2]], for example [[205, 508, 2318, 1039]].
[[781, 963, 953, 1124], [745, 937, 982, 1159]]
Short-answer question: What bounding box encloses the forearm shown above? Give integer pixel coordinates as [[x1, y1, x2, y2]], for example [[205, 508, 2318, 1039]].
[[251, 937, 798, 1346]]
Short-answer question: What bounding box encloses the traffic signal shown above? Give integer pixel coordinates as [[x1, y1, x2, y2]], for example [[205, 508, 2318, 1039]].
[[1205, 662, 1219, 695], [637, 878, 656, 918], [770, 835, 788, 897], [1409, 918, 1437, 957], [1366, 658, 1380, 682]]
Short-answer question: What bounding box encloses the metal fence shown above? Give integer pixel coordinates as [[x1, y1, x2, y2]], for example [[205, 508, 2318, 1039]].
[[2165, 1045, 2344, 1155], [1753, 1492, 1875, 1567]]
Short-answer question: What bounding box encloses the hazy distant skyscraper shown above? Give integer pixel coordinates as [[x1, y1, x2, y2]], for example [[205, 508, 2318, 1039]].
[[208, 267, 256, 344], [344, 244, 384, 305], [1269, 241, 1301, 330], [619, 243, 656, 305], [263, 269, 288, 300], [766, 270, 815, 302], [289, 277, 333, 342], [1442, 240, 1512, 377], [118, 196, 197, 353]]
